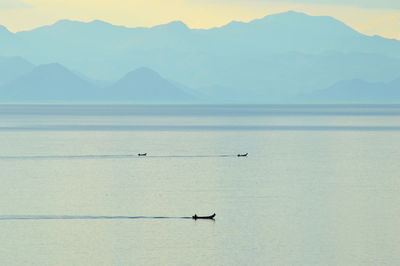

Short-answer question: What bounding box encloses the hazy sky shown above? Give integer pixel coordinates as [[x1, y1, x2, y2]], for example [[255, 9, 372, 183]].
[[0, 0, 399, 39]]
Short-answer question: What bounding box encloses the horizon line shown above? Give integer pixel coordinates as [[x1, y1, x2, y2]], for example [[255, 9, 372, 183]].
[[1, 10, 373, 38], [4, 10, 302, 33]]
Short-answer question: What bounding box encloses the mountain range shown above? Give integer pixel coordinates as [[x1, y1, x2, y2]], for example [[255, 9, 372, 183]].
[[0, 11, 399, 103], [302, 78, 400, 103], [0, 59, 196, 103]]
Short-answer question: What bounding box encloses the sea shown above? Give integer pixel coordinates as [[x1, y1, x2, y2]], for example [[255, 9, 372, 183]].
[[0, 104, 399, 266]]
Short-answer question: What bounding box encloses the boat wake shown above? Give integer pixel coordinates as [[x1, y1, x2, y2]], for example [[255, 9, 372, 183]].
[[0, 215, 192, 221], [0, 154, 234, 160]]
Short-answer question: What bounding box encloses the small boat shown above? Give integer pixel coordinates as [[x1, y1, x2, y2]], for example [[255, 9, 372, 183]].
[[138, 153, 147, 157], [192, 213, 216, 220], [237, 153, 248, 157]]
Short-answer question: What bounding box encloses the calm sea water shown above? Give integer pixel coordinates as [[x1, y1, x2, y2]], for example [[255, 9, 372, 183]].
[[0, 104, 399, 266]]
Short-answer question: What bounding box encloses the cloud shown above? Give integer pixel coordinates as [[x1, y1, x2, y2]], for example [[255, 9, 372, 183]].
[[0, 0, 31, 9]]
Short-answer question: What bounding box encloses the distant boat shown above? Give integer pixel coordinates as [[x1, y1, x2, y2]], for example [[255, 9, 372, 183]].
[[192, 213, 216, 220], [237, 153, 248, 157], [138, 153, 147, 157]]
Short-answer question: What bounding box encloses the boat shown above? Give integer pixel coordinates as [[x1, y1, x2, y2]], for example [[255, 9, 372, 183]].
[[192, 213, 216, 220], [237, 153, 248, 157], [138, 153, 147, 156]]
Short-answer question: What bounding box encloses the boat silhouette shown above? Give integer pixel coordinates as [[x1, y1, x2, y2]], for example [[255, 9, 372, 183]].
[[192, 213, 216, 220]]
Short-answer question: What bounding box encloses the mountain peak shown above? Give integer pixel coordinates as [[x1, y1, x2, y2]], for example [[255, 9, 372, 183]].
[[168, 21, 188, 27], [54, 19, 79, 26], [153, 20, 189, 31], [39, 19, 116, 32], [109, 67, 195, 102], [87, 19, 119, 28], [0, 25, 12, 35], [124, 67, 161, 79], [0, 62, 95, 102], [266, 10, 307, 18], [247, 10, 359, 36], [89, 19, 109, 24], [54, 19, 114, 27], [260, 10, 332, 23]]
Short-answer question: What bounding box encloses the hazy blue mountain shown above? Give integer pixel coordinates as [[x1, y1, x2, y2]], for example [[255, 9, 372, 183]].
[[106, 67, 196, 102], [301, 78, 400, 103], [0, 63, 97, 102], [0, 25, 13, 39], [6, 12, 399, 77], [0, 56, 35, 85], [202, 11, 361, 56], [1, 11, 400, 102], [0, 26, 25, 55], [15, 20, 135, 62], [185, 51, 400, 102], [0, 61, 199, 103], [15, 11, 398, 60], [208, 11, 400, 57]]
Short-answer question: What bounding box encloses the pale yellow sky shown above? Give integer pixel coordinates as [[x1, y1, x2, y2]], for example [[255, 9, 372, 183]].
[[0, 0, 399, 39]]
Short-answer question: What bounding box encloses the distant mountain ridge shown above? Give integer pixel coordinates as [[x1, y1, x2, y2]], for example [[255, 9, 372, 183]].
[[0, 63, 96, 102], [105, 67, 196, 102], [0, 56, 34, 85], [0, 63, 197, 103], [0, 11, 399, 102], [301, 78, 400, 103]]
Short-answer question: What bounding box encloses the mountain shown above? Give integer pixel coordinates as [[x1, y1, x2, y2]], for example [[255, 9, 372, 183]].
[[0, 25, 13, 39], [0, 26, 25, 55], [0, 62, 199, 103], [301, 78, 400, 103], [208, 11, 400, 57], [13, 11, 400, 60], [0, 63, 97, 102], [1, 11, 400, 102], [0, 56, 35, 85], [106, 67, 196, 102], [191, 51, 400, 101], [202, 11, 360, 56]]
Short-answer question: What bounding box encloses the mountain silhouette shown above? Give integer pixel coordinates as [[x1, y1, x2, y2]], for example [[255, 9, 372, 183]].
[[0, 63, 97, 102], [302, 78, 400, 102], [106, 67, 196, 102], [0, 26, 24, 54], [0, 56, 35, 85], [0, 11, 399, 102]]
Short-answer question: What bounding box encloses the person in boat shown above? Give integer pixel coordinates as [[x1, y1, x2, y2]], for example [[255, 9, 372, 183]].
[[192, 213, 216, 220]]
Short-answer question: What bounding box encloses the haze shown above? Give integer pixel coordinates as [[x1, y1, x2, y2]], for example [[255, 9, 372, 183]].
[[0, 0, 400, 39]]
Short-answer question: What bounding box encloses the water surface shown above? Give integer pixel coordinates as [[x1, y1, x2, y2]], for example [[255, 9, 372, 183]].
[[0, 104, 399, 266]]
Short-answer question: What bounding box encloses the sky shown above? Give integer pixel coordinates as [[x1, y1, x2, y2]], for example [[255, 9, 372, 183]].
[[0, 0, 399, 39]]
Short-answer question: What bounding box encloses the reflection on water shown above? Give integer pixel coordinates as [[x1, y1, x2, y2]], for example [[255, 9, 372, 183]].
[[0, 105, 399, 266]]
